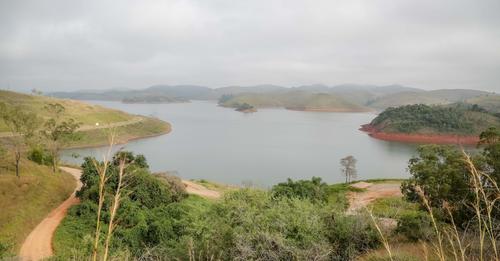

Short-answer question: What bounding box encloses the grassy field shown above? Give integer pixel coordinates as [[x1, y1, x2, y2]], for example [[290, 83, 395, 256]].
[[221, 91, 370, 112], [0, 155, 75, 254], [0, 90, 171, 148], [0, 90, 134, 132], [67, 117, 171, 148]]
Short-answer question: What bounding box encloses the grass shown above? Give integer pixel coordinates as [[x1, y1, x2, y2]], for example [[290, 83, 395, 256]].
[[369, 197, 421, 219], [0, 90, 133, 131], [66, 117, 171, 148], [0, 154, 75, 254]]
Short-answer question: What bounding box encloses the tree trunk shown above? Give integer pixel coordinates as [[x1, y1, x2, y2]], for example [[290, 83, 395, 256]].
[[15, 151, 20, 178]]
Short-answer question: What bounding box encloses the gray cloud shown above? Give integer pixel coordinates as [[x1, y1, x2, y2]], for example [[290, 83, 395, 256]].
[[1, 0, 499, 92]]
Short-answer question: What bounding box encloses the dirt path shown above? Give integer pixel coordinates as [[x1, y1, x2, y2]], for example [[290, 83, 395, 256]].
[[347, 182, 402, 214], [19, 167, 219, 260], [19, 167, 82, 261], [182, 180, 221, 199], [0, 117, 144, 138]]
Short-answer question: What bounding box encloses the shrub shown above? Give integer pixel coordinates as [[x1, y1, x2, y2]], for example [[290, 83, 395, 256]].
[[396, 212, 433, 241], [27, 146, 53, 166], [324, 213, 380, 260], [271, 177, 329, 202]]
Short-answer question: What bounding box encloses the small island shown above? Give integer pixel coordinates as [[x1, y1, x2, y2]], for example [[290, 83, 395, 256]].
[[234, 102, 257, 113], [361, 103, 500, 144]]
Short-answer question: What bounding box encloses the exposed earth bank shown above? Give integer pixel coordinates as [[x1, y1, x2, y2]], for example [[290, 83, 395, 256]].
[[360, 124, 479, 145]]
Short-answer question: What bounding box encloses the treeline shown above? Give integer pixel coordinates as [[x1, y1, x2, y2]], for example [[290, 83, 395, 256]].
[[0, 102, 80, 176], [370, 103, 500, 135]]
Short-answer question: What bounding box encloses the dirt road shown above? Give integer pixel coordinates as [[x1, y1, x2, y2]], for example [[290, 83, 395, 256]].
[[347, 182, 402, 214], [19, 167, 220, 260], [19, 167, 82, 261], [0, 117, 144, 138]]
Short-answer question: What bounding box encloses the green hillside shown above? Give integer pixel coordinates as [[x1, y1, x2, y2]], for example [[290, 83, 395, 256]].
[[220, 91, 370, 112], [0, 156, 75, 253], [367, 89, 489, 110], [0, 90, 171, 148], [369, 104, 500, 135], [466, 94, 500, 113]]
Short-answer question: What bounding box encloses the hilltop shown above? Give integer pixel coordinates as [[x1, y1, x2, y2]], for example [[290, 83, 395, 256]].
[[0, 90, 171, 148], [219, 91, 371, 112], [48, 84, 497, 112], [361, 104, 500, 144], [366, 89, 491, 109]]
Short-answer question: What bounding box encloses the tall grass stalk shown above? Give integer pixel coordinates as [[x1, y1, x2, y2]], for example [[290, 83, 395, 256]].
[[91, 130, 116, 261]]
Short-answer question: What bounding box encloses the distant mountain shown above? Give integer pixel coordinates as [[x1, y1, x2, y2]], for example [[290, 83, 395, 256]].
[[465, 94, 500, 113], [49, 84, 493, 111], [219, 91, 371, 112], [367, 89, 491, 109]]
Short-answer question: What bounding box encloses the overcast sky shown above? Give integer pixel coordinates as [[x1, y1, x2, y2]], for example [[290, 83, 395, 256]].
[[1, 0, 499, 92]]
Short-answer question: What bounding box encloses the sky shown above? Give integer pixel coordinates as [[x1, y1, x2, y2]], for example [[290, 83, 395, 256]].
[[1, 0, 499, 92]]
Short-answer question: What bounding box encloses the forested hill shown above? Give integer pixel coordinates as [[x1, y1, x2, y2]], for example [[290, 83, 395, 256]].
[[0, 90, 170, 148], [219, 91, 371, 112], [368, 104, 500, 135]]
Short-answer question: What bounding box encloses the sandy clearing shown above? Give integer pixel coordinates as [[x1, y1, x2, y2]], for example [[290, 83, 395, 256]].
[[19, 167, 82, 261], [182, 180, 221, 199], [347, 182, 402, 214]]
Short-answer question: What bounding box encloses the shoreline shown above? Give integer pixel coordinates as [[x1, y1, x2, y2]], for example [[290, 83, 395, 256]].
[[64, 128, 171, 149], [359, 124, 479, 145]]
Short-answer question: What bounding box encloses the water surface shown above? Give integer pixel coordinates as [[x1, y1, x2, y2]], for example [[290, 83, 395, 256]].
[[62, 101, 417, 186]]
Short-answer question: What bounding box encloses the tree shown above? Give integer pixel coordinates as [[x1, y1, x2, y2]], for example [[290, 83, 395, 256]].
[[478, 127, 500, 183], [40, 103, 80, 173], [340, 155, 357, 183], [0, 102, 40, 177]]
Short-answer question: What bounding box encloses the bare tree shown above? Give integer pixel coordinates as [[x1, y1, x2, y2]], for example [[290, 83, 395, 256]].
[[0, 102, 40, 177], [340, 155, 357, 184]]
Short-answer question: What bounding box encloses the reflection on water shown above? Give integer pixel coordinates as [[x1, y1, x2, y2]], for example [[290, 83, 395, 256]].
[[62, 101, 419, 186]]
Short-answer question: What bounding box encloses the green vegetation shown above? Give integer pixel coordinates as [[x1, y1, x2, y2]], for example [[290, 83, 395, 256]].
[[0, 90, 133, 131], [370, 104, 500, 135], [220, 91, 370, 112], [0, 156, 75, 254], [0, 90, 171, 149], [369, 197, 420, 219], [234, 102, 256, 112], [54, 161, 381, 260], [466, 94, 500, 113], [66, 117, 170, 148]]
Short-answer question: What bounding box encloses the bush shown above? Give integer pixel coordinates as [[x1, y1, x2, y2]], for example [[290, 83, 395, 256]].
[[27, 147, 53, 166], [271, 177, 329, 202], [396, 212, 433, 241], [324, 213, 380, 260]]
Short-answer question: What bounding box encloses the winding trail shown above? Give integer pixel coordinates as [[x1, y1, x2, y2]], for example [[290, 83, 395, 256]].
[[19, 167, 82, 261], [19, 167, 220, 261], [0, 117, 144, 138]]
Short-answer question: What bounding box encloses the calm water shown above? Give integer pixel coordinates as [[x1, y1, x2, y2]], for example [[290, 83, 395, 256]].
[[61, 101, 418, 186]]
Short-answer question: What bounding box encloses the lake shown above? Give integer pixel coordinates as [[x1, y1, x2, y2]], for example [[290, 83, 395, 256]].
[[61, 101, 418, 186]]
